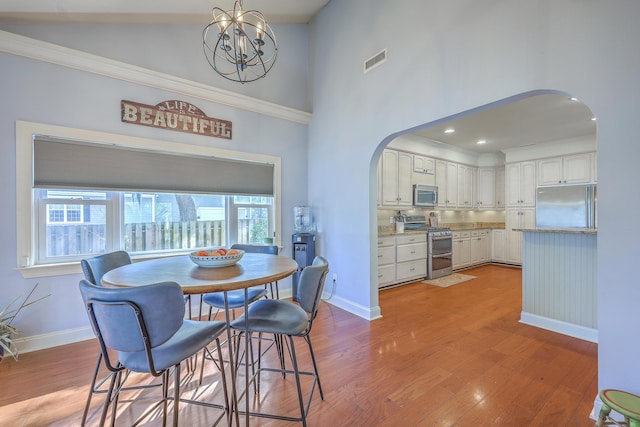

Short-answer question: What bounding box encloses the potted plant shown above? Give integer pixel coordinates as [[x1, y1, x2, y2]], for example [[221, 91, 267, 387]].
[[0, 284, 49, 362]]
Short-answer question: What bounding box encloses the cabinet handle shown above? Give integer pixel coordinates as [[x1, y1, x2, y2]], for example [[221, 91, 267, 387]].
[[378, 254, 383, 258], [410, 268, 415, 271], [378, 274, 383, 278]]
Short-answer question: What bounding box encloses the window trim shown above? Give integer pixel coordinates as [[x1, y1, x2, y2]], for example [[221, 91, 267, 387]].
[[16, 120, 282, 278]]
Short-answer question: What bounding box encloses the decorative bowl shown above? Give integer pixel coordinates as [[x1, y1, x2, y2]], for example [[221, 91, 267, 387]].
[[189, 249, 244, 268]]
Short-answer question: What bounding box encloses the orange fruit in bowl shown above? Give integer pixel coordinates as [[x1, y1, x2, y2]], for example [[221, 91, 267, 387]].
[[228, 249, 239, 255], [196, 250, 209, 256], [209, 251, 221, 256]]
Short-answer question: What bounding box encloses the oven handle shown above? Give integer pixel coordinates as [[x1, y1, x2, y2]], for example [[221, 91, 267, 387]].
[[430, 235, 452, 241], [431, 252, 453, 258]]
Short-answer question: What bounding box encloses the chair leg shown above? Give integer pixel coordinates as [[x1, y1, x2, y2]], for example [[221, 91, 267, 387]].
[[97, 369, 118, 427], [305, 335, 324, 400], [81, 351, 103, 426], [287, 335, 307, 427], [173, 363, 180, 427]]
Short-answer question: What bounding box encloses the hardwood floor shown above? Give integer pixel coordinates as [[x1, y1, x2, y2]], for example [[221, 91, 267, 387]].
[[0, 265, 598, 426]]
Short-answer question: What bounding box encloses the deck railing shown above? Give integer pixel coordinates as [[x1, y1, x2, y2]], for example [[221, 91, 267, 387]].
[[47, 220, 227, 256]]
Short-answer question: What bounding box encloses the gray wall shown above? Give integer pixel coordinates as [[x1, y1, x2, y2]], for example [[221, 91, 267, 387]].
[[0, 23, 309, 342], [307, 0, 640, 407]]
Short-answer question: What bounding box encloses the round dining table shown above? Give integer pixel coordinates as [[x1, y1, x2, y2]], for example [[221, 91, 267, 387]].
[[101, 252, 298, 427], [101, 253, 298, 294]]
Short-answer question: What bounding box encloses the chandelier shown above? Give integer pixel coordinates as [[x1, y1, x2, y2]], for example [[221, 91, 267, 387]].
[[203, 0, 278, 83]]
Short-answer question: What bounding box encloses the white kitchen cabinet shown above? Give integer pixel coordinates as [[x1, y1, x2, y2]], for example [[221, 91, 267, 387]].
[[437, 161, 459, 208], [395, 233, 427, 282], [505, 208, 535, 264], [506, 161, 536, 207], [476, 168, 496, 208], [491, 229, 506, 262], [452, 231, 471, 269], [380, 149, 413, 207], [470, 230, 490, 265], [457, 164, 475, 208], [495, 167, 505, 209], [377, 236, 396, 288], [413, 155, 435, 174], [537, 153, 593, 186], [412, 155, 436, 186]]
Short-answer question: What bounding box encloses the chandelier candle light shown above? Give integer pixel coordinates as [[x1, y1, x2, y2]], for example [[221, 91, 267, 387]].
[[203, 0, 277, 83]]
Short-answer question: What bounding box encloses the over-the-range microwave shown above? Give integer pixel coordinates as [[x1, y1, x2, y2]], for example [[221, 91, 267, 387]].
[[413, 184, 438, 207]]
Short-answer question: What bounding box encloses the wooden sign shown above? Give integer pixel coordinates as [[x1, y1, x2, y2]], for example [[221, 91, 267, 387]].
[[121, 100, 232, 140]]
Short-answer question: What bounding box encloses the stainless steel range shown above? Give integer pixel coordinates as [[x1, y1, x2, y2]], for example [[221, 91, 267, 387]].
[[403, 215, 453, 279]]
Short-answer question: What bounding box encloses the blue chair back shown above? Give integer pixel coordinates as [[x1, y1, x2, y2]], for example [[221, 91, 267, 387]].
[[79, 279, 184, 354], [296, 256, 329, 316], [230, 244, 278, 255], [81, 251, 131, 286]]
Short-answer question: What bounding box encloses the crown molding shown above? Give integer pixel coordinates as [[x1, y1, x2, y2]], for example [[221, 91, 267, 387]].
[[0, 30, 312, 125]]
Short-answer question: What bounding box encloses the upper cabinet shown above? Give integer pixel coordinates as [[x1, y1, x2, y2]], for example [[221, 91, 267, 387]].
[[538, 153, 593, 186], [456, 164, 475, 208], [413, 155, 435, 175], [435, 160, 459, 208], [380, 149, 413, 207], [476, 167, 496, 209], [495, 167, 505, 209], [506, 161, 537, 207]]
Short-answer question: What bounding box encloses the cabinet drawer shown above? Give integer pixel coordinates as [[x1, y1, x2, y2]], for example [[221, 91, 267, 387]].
[[377, 236, 395, 247], [396, 259, 427, 281], [396, 233, 426, 245], [378, 264, 396, 287], [397, 242, 428, 262], [378, 246, 395, 265], [453, 230, 471, 240]]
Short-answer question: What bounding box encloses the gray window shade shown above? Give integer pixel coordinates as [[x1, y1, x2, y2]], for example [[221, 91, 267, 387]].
[[33, 138, 274, 196]]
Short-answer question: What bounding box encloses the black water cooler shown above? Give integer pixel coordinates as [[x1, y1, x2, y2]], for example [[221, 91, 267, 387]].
[[292, 232, 315, 301]]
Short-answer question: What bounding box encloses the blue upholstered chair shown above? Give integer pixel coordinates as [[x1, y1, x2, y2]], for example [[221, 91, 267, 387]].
[[80, 251, 132, 426], [200, 245, 280, 322], [79, 280, 229, 427], [80, 251, 194, 426], [230, 256, 329, 426]]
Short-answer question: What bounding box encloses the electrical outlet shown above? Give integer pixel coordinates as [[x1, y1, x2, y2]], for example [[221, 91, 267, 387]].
[[333, 274, 337, 283]]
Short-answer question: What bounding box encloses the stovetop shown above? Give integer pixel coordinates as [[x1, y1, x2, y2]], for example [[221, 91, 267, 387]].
[[403, 215, 451, 234]]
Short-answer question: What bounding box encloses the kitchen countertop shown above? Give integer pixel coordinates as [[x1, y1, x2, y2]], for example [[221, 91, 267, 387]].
[[514, 227, 597, 234], [378, 222, 505, 236]]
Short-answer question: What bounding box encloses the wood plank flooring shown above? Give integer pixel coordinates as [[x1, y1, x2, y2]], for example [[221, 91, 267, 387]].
[[0, 265, 598, 426]]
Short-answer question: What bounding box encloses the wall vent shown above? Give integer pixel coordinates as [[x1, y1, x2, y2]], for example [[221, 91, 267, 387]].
[[364, 49, 387, 73]]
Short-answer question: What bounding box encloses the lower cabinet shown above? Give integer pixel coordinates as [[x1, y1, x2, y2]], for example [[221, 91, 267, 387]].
[[396, 234, 428, 282], [491, 229, 506, 262], [377, 233, 427, 288], [453, 231, 471, 269], [454, 229, 492, 270], [377, 236, 396, 288]]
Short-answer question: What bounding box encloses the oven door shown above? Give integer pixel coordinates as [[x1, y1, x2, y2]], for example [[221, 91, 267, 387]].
[[430, 235, 452, 255]]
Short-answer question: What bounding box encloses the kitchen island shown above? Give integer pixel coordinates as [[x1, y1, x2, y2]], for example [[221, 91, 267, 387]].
[[515, 227, 597, 342]]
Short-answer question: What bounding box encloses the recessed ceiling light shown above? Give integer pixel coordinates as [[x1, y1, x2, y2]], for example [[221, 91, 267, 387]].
[[570, 97, 579, 101], [477, 140, 486, 145], [444, 128, 455, 134], [591, 117, 597, 121]]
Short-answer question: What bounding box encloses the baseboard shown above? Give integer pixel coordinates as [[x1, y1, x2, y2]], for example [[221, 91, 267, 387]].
[[323, 294, 382, 320], [520, 311, 598, 343], [14, 326, 96, 355]]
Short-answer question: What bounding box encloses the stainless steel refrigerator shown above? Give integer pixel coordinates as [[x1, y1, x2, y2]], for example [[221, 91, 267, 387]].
[[535, 184, 597, 228]]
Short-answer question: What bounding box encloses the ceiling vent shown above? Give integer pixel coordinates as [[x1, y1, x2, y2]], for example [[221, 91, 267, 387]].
[[364, 49, 387, 73]]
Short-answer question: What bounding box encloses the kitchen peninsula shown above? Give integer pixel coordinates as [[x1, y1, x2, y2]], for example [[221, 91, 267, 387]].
[[515, 227, 597, 343]]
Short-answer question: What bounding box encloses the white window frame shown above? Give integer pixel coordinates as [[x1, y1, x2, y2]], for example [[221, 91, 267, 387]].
[[16, 120, 282, 278]]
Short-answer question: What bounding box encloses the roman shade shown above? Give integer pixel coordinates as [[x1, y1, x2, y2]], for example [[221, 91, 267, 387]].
[[33, 138, 274, 196]]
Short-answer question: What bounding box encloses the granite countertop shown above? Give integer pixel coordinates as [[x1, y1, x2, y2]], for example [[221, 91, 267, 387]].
[[378, 222, 505, 236], [514, 227, 597, 234]]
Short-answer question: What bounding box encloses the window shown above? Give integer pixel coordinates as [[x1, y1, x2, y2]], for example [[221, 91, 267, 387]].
[[16, 121, 282, 275], [34, 189, 274, 265]]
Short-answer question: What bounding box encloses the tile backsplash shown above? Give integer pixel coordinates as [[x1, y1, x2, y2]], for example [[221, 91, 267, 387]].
[[377, 208, 505, 228]]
